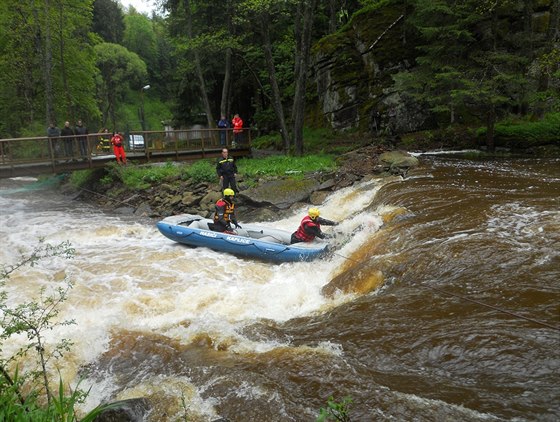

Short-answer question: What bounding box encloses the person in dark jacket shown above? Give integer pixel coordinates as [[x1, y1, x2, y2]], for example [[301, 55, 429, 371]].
[[216, 148, 238, 192], [47, 122, 61, 158], [74, 120, 88, 157], [217, 115, 229, 146], [290, 208, 338, 244], [209, 188, 242, 233], [60, 121, 75, 158]]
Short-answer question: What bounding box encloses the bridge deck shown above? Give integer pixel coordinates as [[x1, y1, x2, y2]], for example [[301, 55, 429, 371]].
[[0, 129, 252, 178]]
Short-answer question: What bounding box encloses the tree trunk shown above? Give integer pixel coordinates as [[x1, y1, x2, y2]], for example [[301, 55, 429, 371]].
[[292, 0, 317, 156], [185, 0, 214, 128], [260, 11, 290, 151], [486, 106, 496, 152], [328, 0, 337, 33], [220, 0, 233, 119], [43, 0, 55, 125], [58, 2, 73, 121], [548, 0, 559, 42]]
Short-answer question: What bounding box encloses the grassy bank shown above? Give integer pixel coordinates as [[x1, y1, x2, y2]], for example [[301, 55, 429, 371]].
[[68, 153, 338, 191]]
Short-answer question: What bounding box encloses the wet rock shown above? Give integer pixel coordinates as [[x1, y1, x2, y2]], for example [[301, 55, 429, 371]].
[[241, 178, 320, 209], [114, 206, 135, 215], [169, 195, 181, 205], [322, 265, 384, 297], [378, 150, 419, 174], [134, 202, 152, 217], [309, 190, 329, 205], [242, 207, 281, 222], [317, 178, 336, 190], [181, 191, 199, 206], [93, 398, 151, 422], [200, 191, 222, 212]]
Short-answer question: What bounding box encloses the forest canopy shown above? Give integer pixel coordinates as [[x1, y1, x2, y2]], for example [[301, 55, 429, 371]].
[[0, 0, 557, 152]]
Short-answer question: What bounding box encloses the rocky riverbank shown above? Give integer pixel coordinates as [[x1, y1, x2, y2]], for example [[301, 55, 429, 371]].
[[66, 146, 419, 222]]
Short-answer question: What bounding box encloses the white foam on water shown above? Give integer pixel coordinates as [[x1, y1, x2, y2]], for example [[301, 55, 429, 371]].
[[0, 176, 397, 413]]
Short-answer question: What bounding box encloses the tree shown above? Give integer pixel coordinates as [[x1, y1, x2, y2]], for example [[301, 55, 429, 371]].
[[123, 9, 157, 72], [292, 0, 318, 155], [94, 42, 148, 129], [54, 0, 99, 123], [219, 0, 234, 119], [0, 240, 75, 405], [393, 0, 531, 150], [238, 0, 293, 150], [0, 0, 98, 136], [0, 240, 124, 420], [92, 0, 125, 44]]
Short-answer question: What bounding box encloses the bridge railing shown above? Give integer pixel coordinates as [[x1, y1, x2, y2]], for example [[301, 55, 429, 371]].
[[0, 128, 252, 165]]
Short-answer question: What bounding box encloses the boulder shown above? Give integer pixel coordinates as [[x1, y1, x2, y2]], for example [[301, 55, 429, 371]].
[[200, 191, 222, 212], [134, 202, 152, 217], [181, 191, 199, 206], [309, 190, 329, 205], [379, 150, 419, 169], [240, 178, 320, 209]]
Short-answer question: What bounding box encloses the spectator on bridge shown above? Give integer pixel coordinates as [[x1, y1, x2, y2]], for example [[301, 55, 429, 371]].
[[47, 122, 61, 158], [231, 114, 243, 147], [60, 121, 75, 159], [217, 115, 229, 146], [97, 128, 111, 153], [74, 120, 88, 158], [110, 132, 127, 165], [216, 147, 238, 193]]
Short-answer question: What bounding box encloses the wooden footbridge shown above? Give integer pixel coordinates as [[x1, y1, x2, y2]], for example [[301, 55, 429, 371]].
[[0, 129, 252, 179]]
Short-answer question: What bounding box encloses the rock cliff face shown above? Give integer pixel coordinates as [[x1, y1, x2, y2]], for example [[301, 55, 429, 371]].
[[313, 0, 427, 135], [312, 0, 558, 137]]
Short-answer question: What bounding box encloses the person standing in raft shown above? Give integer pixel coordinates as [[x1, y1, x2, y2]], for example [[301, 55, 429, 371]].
[[290, 207, 338, 244], [216, 147, 238, 192], [209, 188, 242, 233], [110, 132, 127, 165]]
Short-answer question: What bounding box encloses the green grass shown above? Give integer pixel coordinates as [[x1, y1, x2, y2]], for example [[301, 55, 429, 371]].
[[238, 154, 336, 178], [68, 169, 95, 188], [477, 112, 560, 147], [84, 151, 338, 191], [251, 127, 339, 153], [114, 160, 216, 190]]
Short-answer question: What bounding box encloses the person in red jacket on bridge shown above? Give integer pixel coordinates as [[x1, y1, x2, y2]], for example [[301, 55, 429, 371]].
[[110, 132, 127, 165], [231, 114, 243, 147]]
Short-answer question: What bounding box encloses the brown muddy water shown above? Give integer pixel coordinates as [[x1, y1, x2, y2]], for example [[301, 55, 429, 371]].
[[0, 154, 558, 421]]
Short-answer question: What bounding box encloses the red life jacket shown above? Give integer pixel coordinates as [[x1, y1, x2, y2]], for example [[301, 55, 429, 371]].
[[294, 215, 320, 242], [232, 117, 243, 133], [214, 199, 235, 223], [111, 134, 123, 147]]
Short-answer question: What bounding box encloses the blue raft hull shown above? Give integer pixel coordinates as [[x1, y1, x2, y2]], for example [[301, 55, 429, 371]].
[[156, 214, 329, 263]]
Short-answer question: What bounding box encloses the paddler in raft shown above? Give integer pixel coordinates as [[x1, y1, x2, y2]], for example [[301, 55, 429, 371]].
[[209, 188, 242, 233], [290, 207, 338, 244]]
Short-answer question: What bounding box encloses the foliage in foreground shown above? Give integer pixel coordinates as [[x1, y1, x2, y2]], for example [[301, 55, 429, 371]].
[[317, 396, 353, 422], [0, 240, 118, 420]]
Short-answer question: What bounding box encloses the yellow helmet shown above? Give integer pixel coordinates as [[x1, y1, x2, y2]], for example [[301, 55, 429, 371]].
[[308, 207, 320, 219], [223, 188, 235, 196]]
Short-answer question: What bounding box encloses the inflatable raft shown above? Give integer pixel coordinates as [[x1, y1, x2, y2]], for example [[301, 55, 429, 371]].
[[156, 214, 329, 263]]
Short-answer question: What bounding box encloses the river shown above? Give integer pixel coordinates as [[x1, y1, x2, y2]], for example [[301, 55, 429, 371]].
[[0, 154, 558, 421]]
